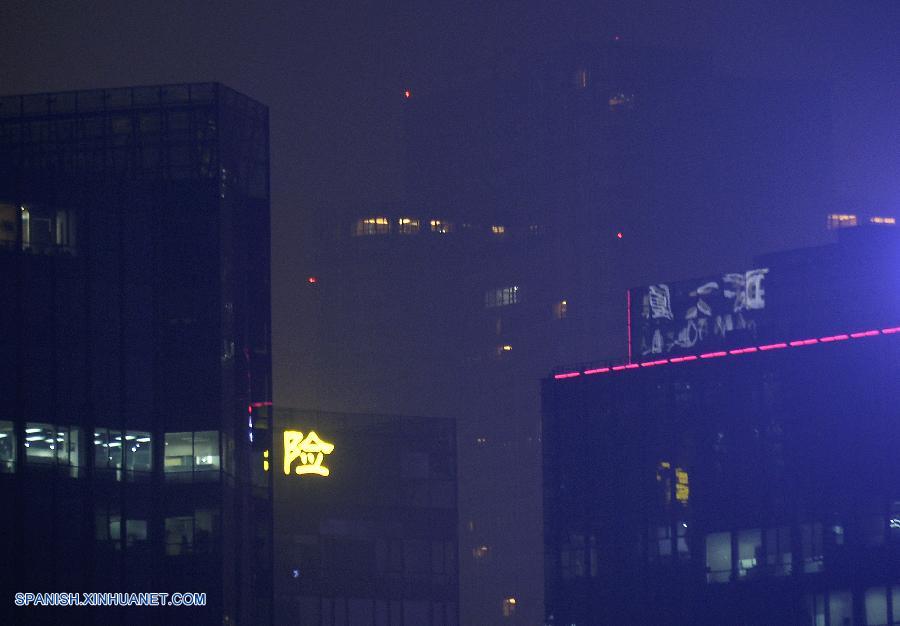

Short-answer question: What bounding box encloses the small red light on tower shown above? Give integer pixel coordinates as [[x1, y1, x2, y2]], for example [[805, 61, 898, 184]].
[[404, 89, 411, 99], [616, 232, 623, 239], [307, 276, 317, 284]]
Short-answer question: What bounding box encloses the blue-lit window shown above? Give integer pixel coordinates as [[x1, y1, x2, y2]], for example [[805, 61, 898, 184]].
[[737, 529, 762, 578], [95, 428, 152, 479], [0, 420, 14, 472], [801, 522, 824, 573], [94, 428, 123, 477], [124, 431, 152, 476], [705, 531, 732, 583], [25, 422, 81, 476], [864, 585, 900, 626], [485, 286, 519, 308]]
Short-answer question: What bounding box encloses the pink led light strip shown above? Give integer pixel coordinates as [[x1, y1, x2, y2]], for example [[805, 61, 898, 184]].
[[553, 326, 900, 380]]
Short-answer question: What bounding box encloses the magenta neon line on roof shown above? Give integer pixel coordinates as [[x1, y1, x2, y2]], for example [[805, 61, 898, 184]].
[[552, 326, 895, 380]]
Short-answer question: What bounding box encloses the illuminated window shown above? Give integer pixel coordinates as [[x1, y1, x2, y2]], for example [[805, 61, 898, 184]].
[[94, 428, 123, 475], [870, 215, 896, 225], [553, 300, 568, 319], [124, 430, 152, 475], [94, 428, 151, 479], [164, 431, 220, 481], [0, 421, 14, 473], [194, 431, 220, 474], [573, 68, 589, 89], [430, 219, 453, 234], [17, 204, 77, 254], [491, 225, 505, 235], [25, 422, 81, 476], [828, 591, 853, 626], [608, 92, 634, 111], [502, 597, 516, 618], [485, 286, 519, 308], [705, 531, 732, 583], [826, 213, 858, 229], [473, 545, 489, 560], [800, 522, 823, 573], [496, 344, 513, 356], [397, 217, 420, 234], [737, 529, 762, 578], [353, 216, 390, 236], [865, 585, 900, 625]]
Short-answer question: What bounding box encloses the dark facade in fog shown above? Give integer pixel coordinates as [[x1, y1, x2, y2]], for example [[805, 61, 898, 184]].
[[302, 41, 834, 625], [273, 408, 458, 626], [0, 83, 272, 625], [542, 229, 900, 625]]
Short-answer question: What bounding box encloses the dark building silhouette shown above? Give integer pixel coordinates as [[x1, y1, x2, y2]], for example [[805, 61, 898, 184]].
[[272, 408, 458, 625], [0, 83, 273, 625], [299, 41, 834, 624], [542, 227, 900, 625]]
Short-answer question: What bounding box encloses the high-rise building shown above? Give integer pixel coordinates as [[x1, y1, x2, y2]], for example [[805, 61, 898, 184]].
[[542, 227, 900, 625], [0, 83, 272, 625], [296, 41, 834, 624], [273, 408, 459, 625]]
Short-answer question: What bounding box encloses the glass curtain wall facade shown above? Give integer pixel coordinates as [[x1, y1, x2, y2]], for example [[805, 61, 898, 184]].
[[0, 83, 272, 626], [543, 319, 900, 626]]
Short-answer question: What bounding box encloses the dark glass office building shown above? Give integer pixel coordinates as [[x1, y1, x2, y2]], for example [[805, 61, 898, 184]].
[[273, 408, 459, 626], [542, 229, 900, 625], [0, 83, 272, 625], [299, 41, 834, 625]]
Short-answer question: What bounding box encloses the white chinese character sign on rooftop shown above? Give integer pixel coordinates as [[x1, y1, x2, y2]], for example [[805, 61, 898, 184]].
[[284, 430, 335, 477], [633, 268, 770, 357]]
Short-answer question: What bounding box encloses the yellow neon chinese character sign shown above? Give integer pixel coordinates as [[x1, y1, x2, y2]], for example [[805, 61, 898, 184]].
[[284, 430, 334, 477]]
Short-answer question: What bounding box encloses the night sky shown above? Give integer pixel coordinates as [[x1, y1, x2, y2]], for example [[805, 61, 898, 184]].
[[3, 1, 898, 409]]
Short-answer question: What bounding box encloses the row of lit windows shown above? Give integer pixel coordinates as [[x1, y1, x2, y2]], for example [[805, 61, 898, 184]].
[[705, 515, 900, 583], [0, 421, 225, 480], [353, 217, 514, 237], [485, 286, 519, 308], [826, 212, 897, 230], [805, 586, 900, 626], [484, 285, 569, 320], [559, 513, 900, 583]]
